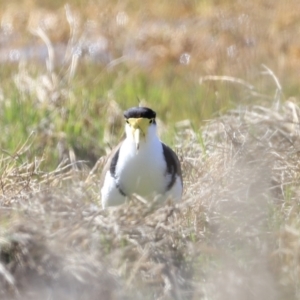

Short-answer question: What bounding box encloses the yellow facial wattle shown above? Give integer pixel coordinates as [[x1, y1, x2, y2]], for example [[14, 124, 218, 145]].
[[127, 117, 151, 150]]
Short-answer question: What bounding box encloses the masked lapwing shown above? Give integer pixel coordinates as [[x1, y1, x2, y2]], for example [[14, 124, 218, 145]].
[[100, 106, 183, 208]]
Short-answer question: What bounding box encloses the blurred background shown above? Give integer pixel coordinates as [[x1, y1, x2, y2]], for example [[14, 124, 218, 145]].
[[0, 0, 299, 168]]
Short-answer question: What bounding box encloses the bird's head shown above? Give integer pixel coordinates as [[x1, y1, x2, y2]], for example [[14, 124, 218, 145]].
[[124, 107, 156, 152]]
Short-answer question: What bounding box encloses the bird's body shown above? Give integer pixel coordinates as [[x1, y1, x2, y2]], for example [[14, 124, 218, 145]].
[[100, 107, 182, 208]]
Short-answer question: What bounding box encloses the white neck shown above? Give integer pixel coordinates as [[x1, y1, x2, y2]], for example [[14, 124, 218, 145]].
[[116, 123, 166, 196]]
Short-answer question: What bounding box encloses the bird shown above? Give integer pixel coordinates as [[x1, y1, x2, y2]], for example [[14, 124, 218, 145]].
[[100, 106, 183, 208]]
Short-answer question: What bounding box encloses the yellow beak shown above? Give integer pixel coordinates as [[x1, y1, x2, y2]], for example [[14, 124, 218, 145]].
[[127, 118, 149, 151], [134, 128, 141, 151]]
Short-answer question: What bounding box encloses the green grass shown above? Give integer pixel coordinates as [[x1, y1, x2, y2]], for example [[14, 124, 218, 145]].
[[0, 62, 241, 169], [1, 1, 300, 299]]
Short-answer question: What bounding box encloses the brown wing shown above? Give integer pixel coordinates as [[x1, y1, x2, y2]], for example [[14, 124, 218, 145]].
[[162, 143, 183, 191]]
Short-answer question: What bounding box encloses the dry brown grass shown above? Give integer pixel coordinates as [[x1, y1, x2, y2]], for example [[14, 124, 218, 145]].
[[1, 0, 300, 87], [1, 1, 300, 299], [0, 96, 300, 299]]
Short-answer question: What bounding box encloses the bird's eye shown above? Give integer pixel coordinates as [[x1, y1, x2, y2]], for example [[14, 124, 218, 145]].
[[126, 120, 129, 124], [149, 119, 153, 124]]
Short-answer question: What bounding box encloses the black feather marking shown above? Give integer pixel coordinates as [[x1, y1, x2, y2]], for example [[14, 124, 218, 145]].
[[124, 107, 156, 119], [162, 143, 182, 191], [116, 184, 126, 196], [110, 148, 120, 177], [110, 148, 127, 197]]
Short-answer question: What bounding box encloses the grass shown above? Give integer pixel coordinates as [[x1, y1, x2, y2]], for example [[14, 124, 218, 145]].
[[0, 0, 300, 299], [0, 62, 237, 169]]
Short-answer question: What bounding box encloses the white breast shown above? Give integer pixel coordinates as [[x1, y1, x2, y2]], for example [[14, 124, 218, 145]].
[[116, 136, 167, 197], [101, 123, 182, 208]]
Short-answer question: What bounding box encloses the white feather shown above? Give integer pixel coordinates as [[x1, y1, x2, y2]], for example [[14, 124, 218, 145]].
[[101, 123, 182, 208]]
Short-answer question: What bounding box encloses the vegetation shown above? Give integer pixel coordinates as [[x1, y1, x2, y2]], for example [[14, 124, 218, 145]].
[[0, 0, 300, 299]]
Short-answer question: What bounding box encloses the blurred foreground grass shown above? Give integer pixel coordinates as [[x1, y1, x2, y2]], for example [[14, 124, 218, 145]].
[[0, 1, 300, 299]]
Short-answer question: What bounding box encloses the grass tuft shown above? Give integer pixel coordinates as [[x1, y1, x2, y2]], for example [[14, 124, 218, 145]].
[[0, 97, 299, 298], [1, 1, 300, 299]]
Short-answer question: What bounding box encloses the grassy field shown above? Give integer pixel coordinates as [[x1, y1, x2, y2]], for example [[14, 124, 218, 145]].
[[0, 0, 300, 299]]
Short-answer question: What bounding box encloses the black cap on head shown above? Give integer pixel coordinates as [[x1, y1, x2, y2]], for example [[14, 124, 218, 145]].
[[124, 107, 156, 119]]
